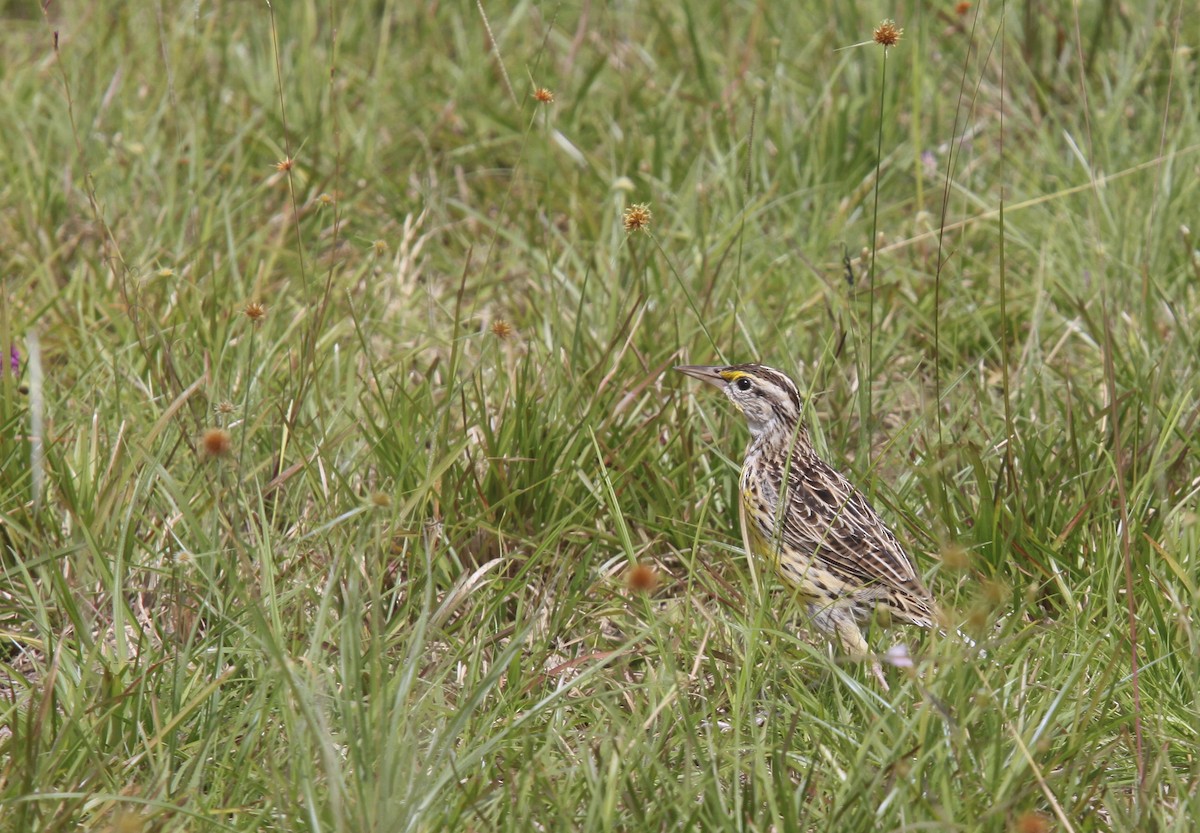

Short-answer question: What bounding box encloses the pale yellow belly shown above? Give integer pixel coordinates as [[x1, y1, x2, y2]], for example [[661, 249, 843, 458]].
[[739, 488, 858, 611]]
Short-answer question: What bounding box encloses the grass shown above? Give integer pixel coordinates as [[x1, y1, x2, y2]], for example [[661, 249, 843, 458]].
[[1, 0, 1199, 830]]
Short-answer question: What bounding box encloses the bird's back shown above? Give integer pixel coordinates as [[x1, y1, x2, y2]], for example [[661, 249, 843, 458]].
[[739, 436, 937, 628]]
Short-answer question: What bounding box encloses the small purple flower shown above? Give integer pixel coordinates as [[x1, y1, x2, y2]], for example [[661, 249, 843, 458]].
[[6, 346, 16, 375]]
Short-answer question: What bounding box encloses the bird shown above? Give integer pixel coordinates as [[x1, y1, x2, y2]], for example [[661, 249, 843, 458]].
[[675, 362, 940, 690]]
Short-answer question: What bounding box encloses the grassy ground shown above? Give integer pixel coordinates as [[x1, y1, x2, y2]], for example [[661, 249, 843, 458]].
[[2, 0, 1199, 830]]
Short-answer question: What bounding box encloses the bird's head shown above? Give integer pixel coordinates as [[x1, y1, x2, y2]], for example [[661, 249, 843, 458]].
[[675, 363, 803, 438]]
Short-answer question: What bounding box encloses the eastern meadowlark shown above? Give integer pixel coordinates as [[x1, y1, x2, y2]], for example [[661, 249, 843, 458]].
[[676, 362, 938, 690]]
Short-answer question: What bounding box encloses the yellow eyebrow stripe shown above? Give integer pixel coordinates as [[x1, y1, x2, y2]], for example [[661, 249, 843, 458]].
[[719, 370, 751, 382]]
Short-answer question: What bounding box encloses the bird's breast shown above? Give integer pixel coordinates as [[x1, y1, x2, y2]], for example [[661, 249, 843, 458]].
[[740, 463, 778, 550]]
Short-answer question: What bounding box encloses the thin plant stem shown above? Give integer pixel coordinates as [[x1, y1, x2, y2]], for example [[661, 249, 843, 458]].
[[237, 320, 259, 498], [265, 1, 308, 299], [931, 4, 983, 526], [863, 46, 889, 476], [998, 7, 1016, 504]]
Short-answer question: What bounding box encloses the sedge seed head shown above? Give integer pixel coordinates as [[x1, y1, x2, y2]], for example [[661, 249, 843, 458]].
[[111, 810, 147, 833], [965, 606, 990, 634], [873, 19, 903, 48], [372, 239, 389, 256], [627, 563, 658, 592], [243, 302, 267, 323], [533, 87, 554, 104], [490, 319, 515, 340], [941, 543, 971, 571], [201, 427, 232, 458], [955, 2, 971, 15], [214, 400, 236, 416], [981, 579, 1008, 610], [274, 157, 294, 172], [623, 203, 652, 233], [317, 192, 335, 207], [1014, 811, 1051, 833]]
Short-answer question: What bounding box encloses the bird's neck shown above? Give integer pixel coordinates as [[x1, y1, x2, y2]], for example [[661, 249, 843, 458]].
[[748, 419, 810, 455]]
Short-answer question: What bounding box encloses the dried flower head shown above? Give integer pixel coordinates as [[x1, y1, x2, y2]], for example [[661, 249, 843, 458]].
[[1014, 811, 1051, 833], [490, 319, 515, 340], [955, 1, 971, 15], [965, 581, 1004, 634], [873, 19, 903, 48], [533, 87, 554, 104], [372, 239, 388, 256], [623, 203, 652, 233], [214, 400, 236, 416], [627, 562, 658, 592], [941, 543, 970, 571], [963, 608, 985, 637], [317, 192, 335, 207], [243, 302, 267, 323], [110, 810, 147, 833], [157, 267, 175, 278], [201, 427, 232, 458], [274, 157, 294, 172], [981, 578, 1008, 610]]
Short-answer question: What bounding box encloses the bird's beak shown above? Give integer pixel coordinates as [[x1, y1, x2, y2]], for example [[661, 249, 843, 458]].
[[674, 365, 727, 389]]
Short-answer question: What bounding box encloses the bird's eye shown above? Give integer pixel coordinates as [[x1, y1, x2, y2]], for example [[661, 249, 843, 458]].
[[735, 377, 752, 392]]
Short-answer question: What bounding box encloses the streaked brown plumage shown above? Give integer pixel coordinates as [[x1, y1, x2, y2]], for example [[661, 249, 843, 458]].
[[676, 362, 938, 689]]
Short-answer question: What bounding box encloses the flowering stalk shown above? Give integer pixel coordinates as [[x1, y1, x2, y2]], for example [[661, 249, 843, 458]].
[[860, 20, 903, 467]]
